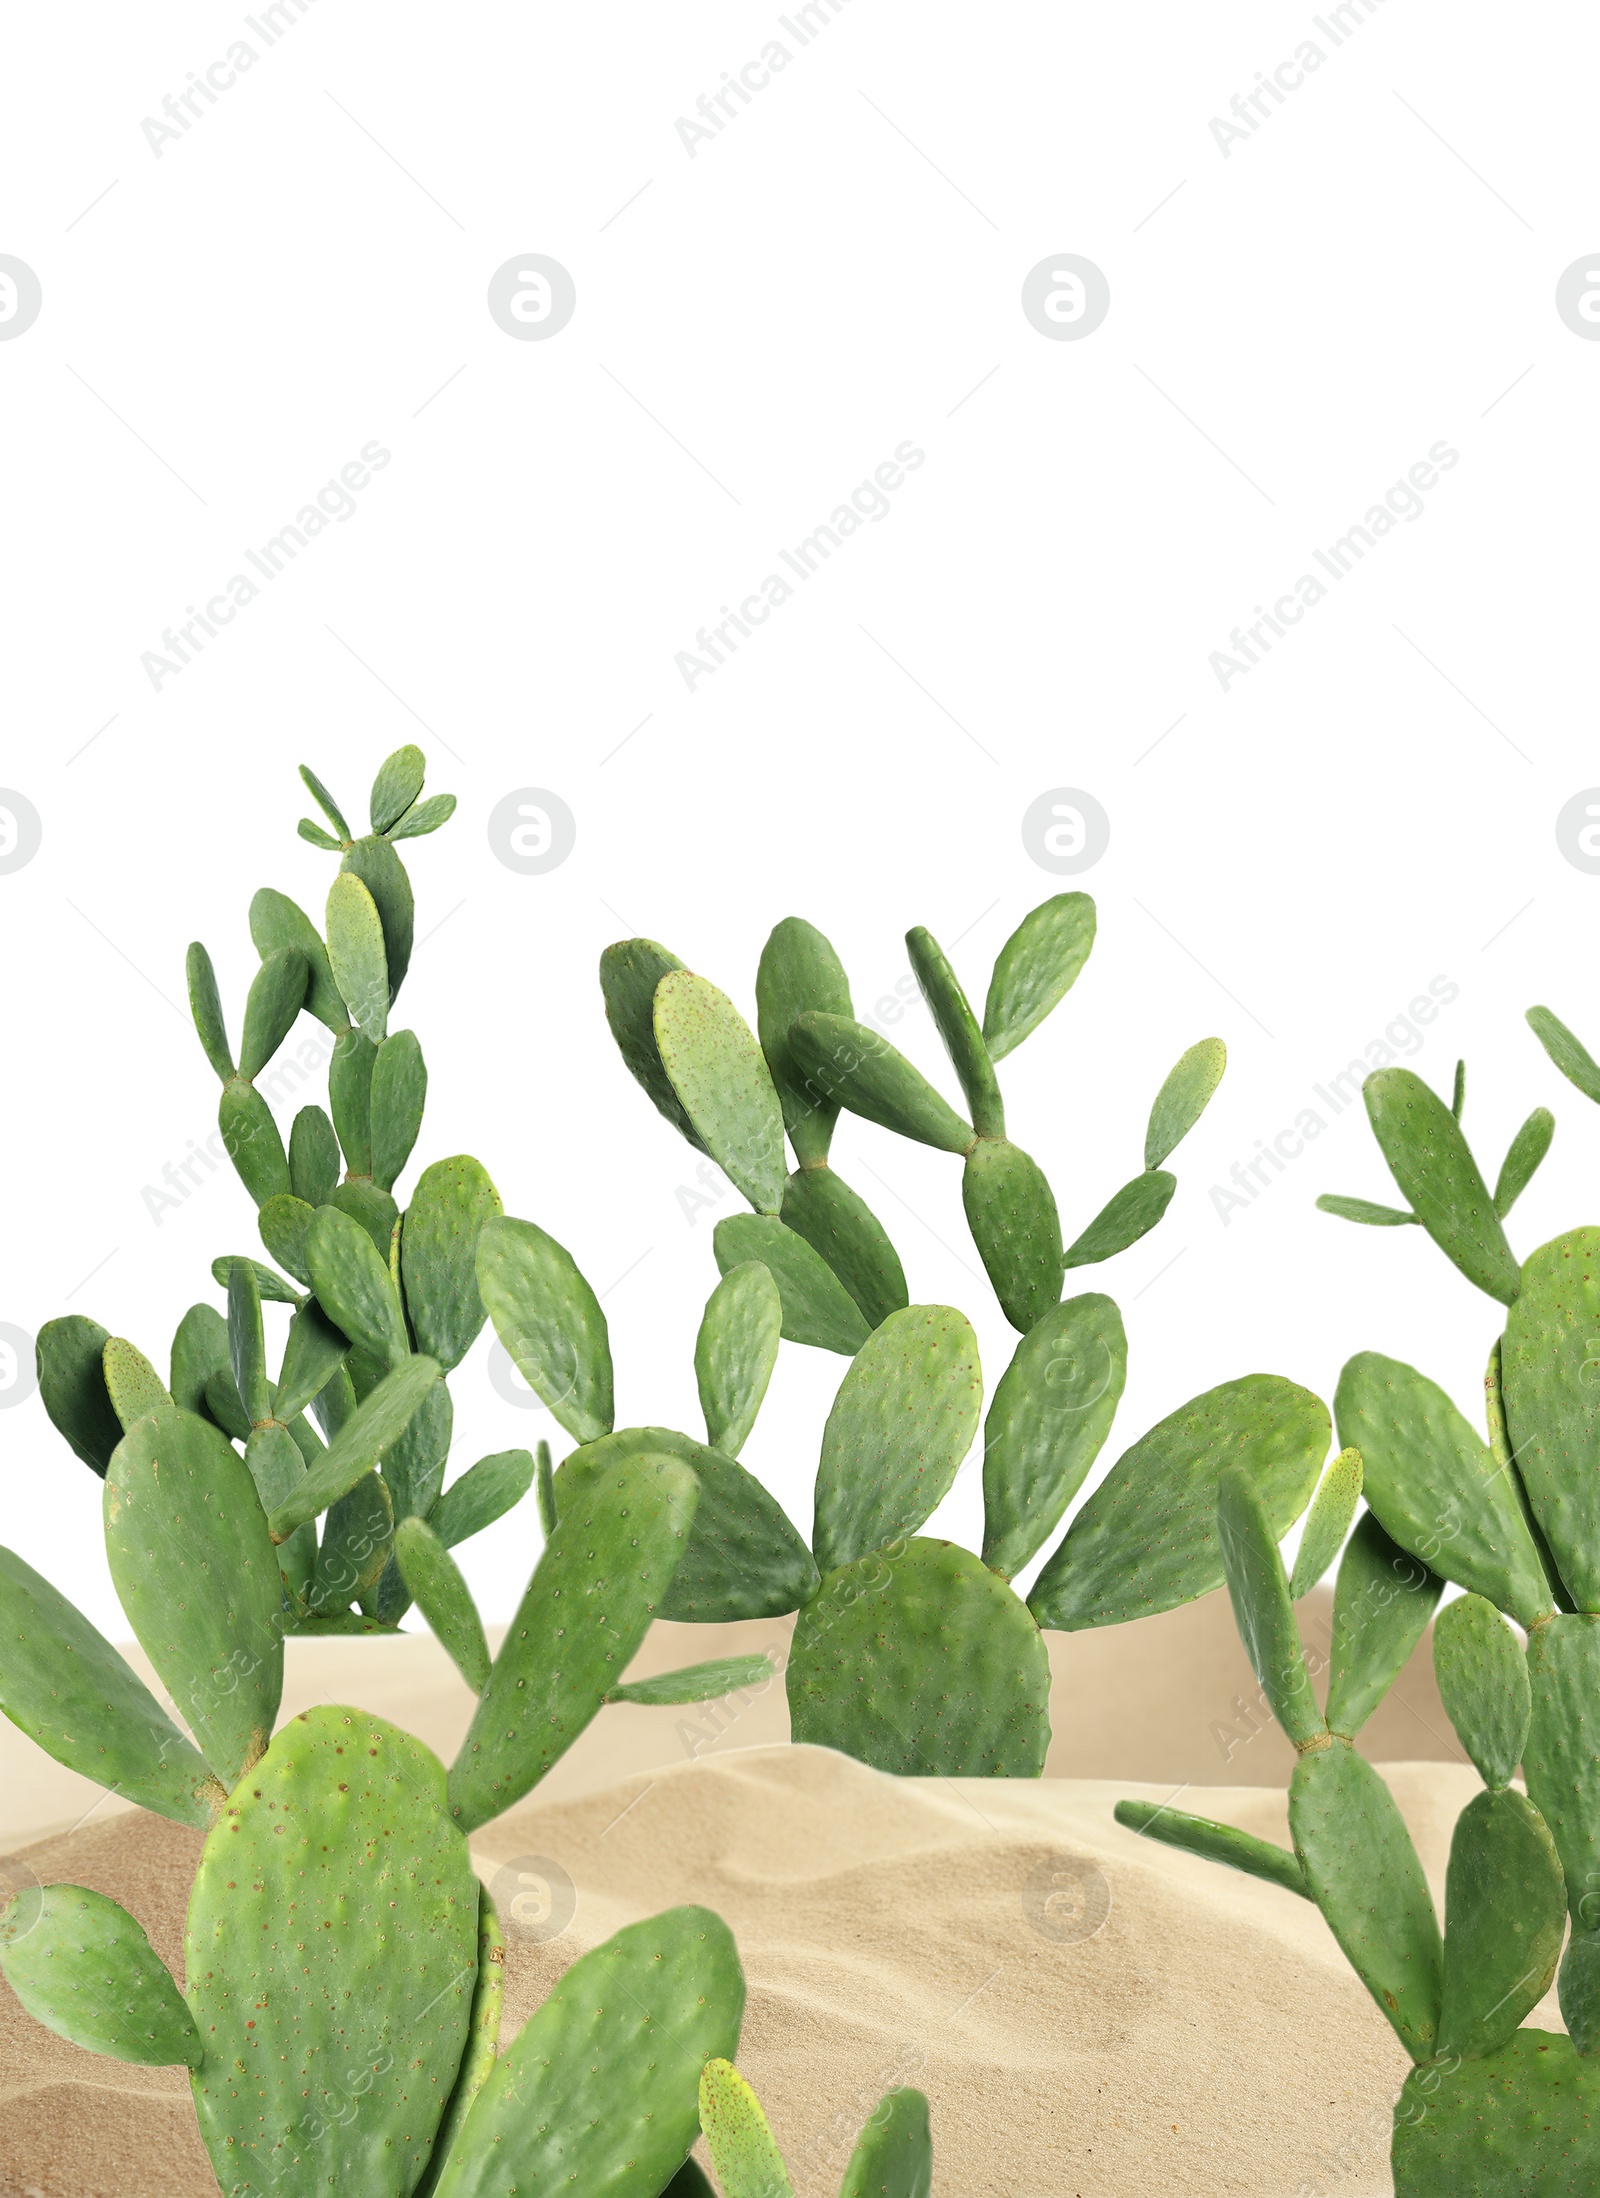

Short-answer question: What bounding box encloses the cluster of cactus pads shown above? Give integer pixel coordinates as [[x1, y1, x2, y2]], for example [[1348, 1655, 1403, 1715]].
[[463, 897, 1338, 1776], [0, 1702, 929, 2197], [1119, 1024, 1600, 2192]]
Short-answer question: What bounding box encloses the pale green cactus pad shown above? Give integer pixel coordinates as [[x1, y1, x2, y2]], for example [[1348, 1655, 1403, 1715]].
[[981, 892, 1095, 1060], [714, 1213, 870, 1355], [0, 1885, 202, 2068], [1502, 1227, 1600, 1609], [1433, 1594, 1530, 1789], [1392, 2031, 1600, 2195], [1362, 1067, 1521, 1304], [1288, 1444, 1363, 1599], [1216, 1467, 1324, 1749], [475, 1213, 615, 1441], [1436, 1788, 1564, 2061], [981, 1292, 1126, 1581], [1323, 1510, 1442, 1739]]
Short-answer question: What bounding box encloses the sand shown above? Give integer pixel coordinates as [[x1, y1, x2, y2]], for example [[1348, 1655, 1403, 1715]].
[[0, 1590, 1492, 2197]]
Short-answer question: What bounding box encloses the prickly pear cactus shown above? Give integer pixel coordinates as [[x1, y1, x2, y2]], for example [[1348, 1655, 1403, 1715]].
[[0, 1708, 751, 2198], [698, 2056, 933, 2198], [603, 898, 1223, 1342]]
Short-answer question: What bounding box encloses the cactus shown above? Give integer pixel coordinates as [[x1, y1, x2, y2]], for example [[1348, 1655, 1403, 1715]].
[[1, 1707, 746, 2198], [476, 1094, 1331, 1775], [604, 899, 1222, 1343], [1121, 1029, 1600, 2191], [697, 2056, 933, 2198]]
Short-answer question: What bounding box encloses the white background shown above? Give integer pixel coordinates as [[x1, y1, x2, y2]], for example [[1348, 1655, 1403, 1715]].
[[3, 0, 1599, 1636]]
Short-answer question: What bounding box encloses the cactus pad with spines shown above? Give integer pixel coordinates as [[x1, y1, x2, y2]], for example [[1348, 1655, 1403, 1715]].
[[1433, 1594, 1530, 1789], [402, 1156, 502, 1372], [1436, 1788, 1564, 2061], [0, 1886, 202, 2068], [475, 1212, 614, 1441], [713, 1212, 870, 1355], [980, 1292, 1126, 1580], [1323, 1510, 1442, 1739], [1288, 1444, 1363, 1599], [695, 1260, 782, 1458], [981, 892, 1095, 1060], [1362, 1068, 1521, 1304], [1391, 2032, 1600, 2195], [654, 970, 788, 1215], [1502, 1227, 1600, 1609]]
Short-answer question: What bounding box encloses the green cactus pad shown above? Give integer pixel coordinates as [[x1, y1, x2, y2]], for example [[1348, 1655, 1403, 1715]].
[[213, 1252, 301, 1308], [1437, 1787, 1565, 2061], [907, 925, 1005, 1138], [696, 1261, 782, 1457], [300, 761, 351, 839], [1113, 1798, 1310, 1898], [788, 1011, 973, 1154], [1527, 1003, 1600, 1103], [274, 1299, 348, 1424], [812, 1306, 981, 1574], [259, 1191, 316, 1286], [1324, 1510, 1442, 1739], [186, 1706, 477, 2196], [388, 792, 456, 841], [227, 1259, 270, 1424], [219, 1079, 291, 1204], [778, 1165, 908, 1329], [1524, 1615, 1600, 1934], [1334, 1351, 1555, 1628], [186, 940, 234, 1081], [839, 2086, 933, 2198], [1392, 2030, 1600, 2195], [341, 831, 415, 998], [170, 1302, 231, 1420], [565, 1426, 818, 1623], [756, 914, 852, 1165], [654, 971, 788, 1216], [401, 1157, 502, 1373], [434, 1905, 744, 2198], [245, 1419, 316, 1603], [105, 1407, 284, 1783], [1144, 1037, 1227, 1169], [1029, 1375, 1328, 1632], [1502, 1228, 1600, 1610], [102, 1335, 173, 1429], [208, 1365, 252, 1443], [328, 1027, 377, 1175], [962, 1136, 1063, 1332], [475, 1213, 613, 1442], [788, 1538, 1050, 1776], [396, 1517, 490, 1691], [1316, 1193, 1418, 1226], [1560, 1934, 1600, 2057], [1433, 1595, 1530, 1788], [981, 1293, 1126, 1581], [1289, 1445, 1364, 1599], [329, 1177, 400, 1259], [0, 1546, 222, 1825], [415, 1886, 503, 2198], [250, 889, 346, 1031], [267, 1355, 441, 1541], [1364, 1067, 1520, 1304], [430, 1449, 535, 1549], [1062, 1170, 1176, 1269], [1217, 1467, 1324, 1748], [288, 1103, 340, 1206], [37, 1314, 122, 1475], [239, 945, 308, 1081], [369, 1029, 427, 1191], [608, 1652, 774, 1705], [698, 2058, 794, 2197], [714, 1213, 870, 1355], [536, 1439, 556, 1533], [1289, 1741, 1442, 2061], [448, 1444, 699, 1829], [599, 937, 705, 1150], [660, 2165, 717, 2197], [369, 743, 425, 834], [0, 1885, 202, 2068], [308, 1202, 409, 1370], [310, 1470, 394, 1615], [982, 892, 1096, 1061], [1494, 1107, 1554, 1217], [376, 1373, 453, 1526]]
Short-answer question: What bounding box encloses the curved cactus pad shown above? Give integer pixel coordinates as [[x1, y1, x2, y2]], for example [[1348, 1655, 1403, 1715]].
[[713, 1214, 869, 1356], [1502, 1227, 1600, 1611], [187, 1707, 478, 2197], [1290, 1741, 1441, 2062], [37, 1314, 122, 1475], [1364, 1067, 1520, 1305], [308, 1202, 409, 1370], [1217, 1468, 1323, 1749], [599, 937, 704, 1149], [448, 1445, 700, 1830], [1392, 2031, 1600, 2196], [839, 2087, 934, 2198], [1288, 1445, 1363, 1600], [698, 2058, 794, 2198], [1524, 1615, 1600, 1936], [568, 1428, 817, 1624], [0, 1545, 220, 1826], [788, 1011, 973, 1154], [476, 1213, 613, 1443], [429, 1448, 535, 1550], [1029, 1375, 1328, 1632], [981, 892, 1095, 1062], [267, 1355, 441, 1542], [779, 1164, 908, 1330], [1113, 1798, 1309, 1898], [982, 1293, 1127, 1581], [695, 1260, 782, 1458], [416, 1886, 503, 2198], [756, 914, 852, 1166], [1432, 1594, 1530, 1789], [812, 1306, 982, 1575], [436, 1906, 743, 2198], [1062, 1169, 1176, 1271], [961, 1138, 1063, 1334], [1437, 1788, 1564, 2062], [788, 1538, 1050, 1776], [1334, 1351, 1555, 1629], [1, 1884, 202, 2068], [403, 1156, 503, 1373], [1324, 1510, 1442, 1740], [105, 1406, 284, 1786], [1144, 1038, 1226, 1170], [654, 971, 788, 1216]]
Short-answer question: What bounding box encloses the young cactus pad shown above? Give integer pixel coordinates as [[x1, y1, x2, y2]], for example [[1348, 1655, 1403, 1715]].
[[0, 1708, 747, 2198], [698, 2056, 933, 2198]]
